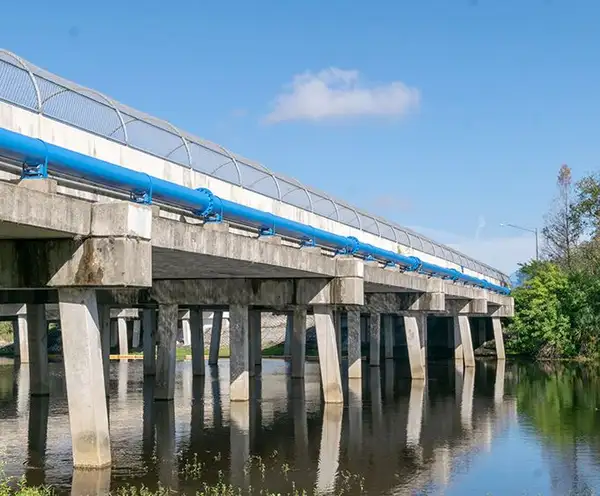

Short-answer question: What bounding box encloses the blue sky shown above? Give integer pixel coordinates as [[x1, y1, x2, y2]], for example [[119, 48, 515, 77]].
[[2, 0, 599, 274]]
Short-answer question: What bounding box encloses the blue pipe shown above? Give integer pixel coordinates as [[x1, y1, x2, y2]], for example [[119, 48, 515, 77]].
[[0, 127, 509, 295]]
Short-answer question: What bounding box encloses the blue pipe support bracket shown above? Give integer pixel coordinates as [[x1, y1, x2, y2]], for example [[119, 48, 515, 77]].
[[0, 126, 510, 295]]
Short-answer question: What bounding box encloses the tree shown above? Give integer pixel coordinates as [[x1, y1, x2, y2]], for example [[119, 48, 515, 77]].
[[542, 164, 581, 269], [574, 172, 600, 239]]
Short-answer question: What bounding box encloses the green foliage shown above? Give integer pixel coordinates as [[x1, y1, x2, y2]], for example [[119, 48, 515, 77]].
[[509, 169, 600, 358], [0, 322, 13, 343]]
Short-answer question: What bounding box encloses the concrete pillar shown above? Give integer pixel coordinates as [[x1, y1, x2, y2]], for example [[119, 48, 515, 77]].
[[16, 310, 30, 362], [347, 310, 361, 379], [98, 306, 111, 393], [181, 312, 192, 347], [27, 304, 48, 396], [190, 308, 205, 376], [403, 316, 425, 380], [383, 315, 394, 359], [492, 318, 506, 360], [369, 313, 381, 367], [455, 315, 475, 367], [291, 307, 307, 378], [110, 320, 117, 348], [248, 310, 261, 373], [334, 311, 342, 359], [58, 288, 110, 468], [132, 319, 141, 348], [155, 304, 178, 401], [117, 317, 128, 356], [229, 304, 250, 401], [453, 315, 463, 363], [142, 309, 156, 376], [208, 310, 223, 366], [283, 312, 292, 357], [313, 305, 343, 404], [420, 314, 428, 365]]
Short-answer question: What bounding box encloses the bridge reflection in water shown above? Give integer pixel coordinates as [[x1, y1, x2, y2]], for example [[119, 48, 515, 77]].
[[0, 358, 516, 495]]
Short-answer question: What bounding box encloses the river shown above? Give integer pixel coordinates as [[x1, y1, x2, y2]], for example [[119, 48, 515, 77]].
[[0, 358, 598, 495]]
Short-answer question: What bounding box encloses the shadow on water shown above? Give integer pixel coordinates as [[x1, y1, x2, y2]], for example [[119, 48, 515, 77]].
[[0, 357, 600, 494]]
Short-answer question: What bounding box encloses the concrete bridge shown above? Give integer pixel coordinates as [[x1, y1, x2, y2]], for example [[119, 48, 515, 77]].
[[0, 50, 513, 471]]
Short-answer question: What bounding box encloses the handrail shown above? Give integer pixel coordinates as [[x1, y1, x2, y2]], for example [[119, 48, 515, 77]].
[[0, 126, 510, 295]]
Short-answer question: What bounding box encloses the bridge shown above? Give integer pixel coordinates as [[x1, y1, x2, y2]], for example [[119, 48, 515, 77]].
[[0, 50, 513, 470]]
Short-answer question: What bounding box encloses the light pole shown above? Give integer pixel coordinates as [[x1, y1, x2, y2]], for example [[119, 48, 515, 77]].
[[500, 223, 539, 260]]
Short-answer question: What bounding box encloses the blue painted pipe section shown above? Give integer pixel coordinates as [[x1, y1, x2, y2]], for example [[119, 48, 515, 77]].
[[0, 127, 510, 295]]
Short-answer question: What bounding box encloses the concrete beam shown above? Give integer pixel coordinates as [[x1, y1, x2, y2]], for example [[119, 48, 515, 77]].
[[147, 278, 363, 307], [365, 292, 445, 313], [364, 265, 443, 293], [0, 201, 152, 289], [445, 298, 488, 315]]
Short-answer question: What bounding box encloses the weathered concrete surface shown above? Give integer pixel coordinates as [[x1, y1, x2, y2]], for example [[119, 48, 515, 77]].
[[366, 293, 445, 313], [291, 307, 308, 378], [404, 316, 425, 379], [58, 288, 110, 468], [155, 304, 178, 400], [347, 310, 362, 379], [229, 304, 250, 401], [313, 305, 343, 403]]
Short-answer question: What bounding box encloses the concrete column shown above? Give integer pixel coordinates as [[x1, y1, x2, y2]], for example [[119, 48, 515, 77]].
[[181, 313, 192, 347], [403, 316, 425, 380], [208, 310, 223, 366], [58, 288, 110, 468], [117, 317, 128, 356], [383, 315, 394, 360], [248, 310, 261, 372], [110, 320, 117, 348], [98, 306, 111, 393], [453, 315, 463, 363], [291, 307, 307, 378], [142, 309, 156, 376], [369, 313, 381, 367], [155, 304, 178, 401], [477, 319, 486, 347], [492, 318, 506, 360], [420, 314, 428, 365], [283, 312, 292, 357], [27, 304, 48, 396], [16, 311, 30, 362], [347, 309, 361, 379], [229, 304, 250, 401], [455, 315, 475, 367], [313, 305, 343, 404], [132, 319, 141, 348], [190, 308, 205, 376], [334, 311, 342, 359]]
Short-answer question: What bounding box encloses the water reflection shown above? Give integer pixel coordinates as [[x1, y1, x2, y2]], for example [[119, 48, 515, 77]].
[[0, 358, 600, 494]]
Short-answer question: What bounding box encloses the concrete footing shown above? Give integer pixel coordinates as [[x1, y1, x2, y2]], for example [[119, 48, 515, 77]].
[[229, 305, 250, 401], [347, 310, 361, 379], [155, 305, 178, 400], [58, 288, 111, 468], [313, 305, 343, 404]]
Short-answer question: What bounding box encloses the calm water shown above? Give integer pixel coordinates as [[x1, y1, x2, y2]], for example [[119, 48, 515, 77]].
[[0, 357, 599, 495]]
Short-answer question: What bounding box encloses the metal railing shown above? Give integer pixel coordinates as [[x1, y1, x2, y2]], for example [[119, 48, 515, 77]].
[[0, 49, 509, 285]]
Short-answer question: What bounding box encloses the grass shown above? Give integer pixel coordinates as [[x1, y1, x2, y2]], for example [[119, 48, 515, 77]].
[[0, 451, 366, 495]]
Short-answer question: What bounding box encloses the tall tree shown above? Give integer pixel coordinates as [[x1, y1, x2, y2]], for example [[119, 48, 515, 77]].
[[574, 172, 600, 238], [542, 164, 581, 268]]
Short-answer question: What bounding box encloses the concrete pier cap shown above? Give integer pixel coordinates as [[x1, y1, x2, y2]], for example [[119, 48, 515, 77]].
[[0, 182, 152, 289]]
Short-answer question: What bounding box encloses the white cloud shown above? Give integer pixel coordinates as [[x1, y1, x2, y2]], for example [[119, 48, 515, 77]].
[[265, 68, 420, 123], [409, 225, 537, 275]]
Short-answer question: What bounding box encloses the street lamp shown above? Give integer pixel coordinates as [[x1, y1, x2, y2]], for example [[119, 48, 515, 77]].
[[500, 222, 539, 260]]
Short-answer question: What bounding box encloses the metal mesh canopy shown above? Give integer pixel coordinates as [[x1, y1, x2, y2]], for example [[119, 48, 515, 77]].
[[0, 50, 509, 283]]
